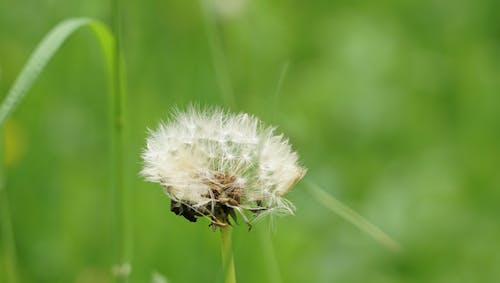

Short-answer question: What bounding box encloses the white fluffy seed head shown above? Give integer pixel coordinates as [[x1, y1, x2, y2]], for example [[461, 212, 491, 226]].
[[141, 106, 306, 222]]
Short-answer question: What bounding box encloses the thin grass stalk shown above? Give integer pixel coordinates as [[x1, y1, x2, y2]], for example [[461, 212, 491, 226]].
[[199, 0, 236, 108], [253, 61, 291, 283], [271, 61, 290, 123], [0, 130, 18, 283], [110, 0, 130, 281], [0, 16, 127, 281], [199, 2, 238, 281], [220, 227, 237, 283], [258, 228, 283, 283], [305, 180, 401, 252], [0, 191, 18, 283]]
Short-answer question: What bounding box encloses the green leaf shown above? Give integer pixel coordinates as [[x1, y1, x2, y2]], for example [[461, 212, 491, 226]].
[[0, 17, 115, 126], [0, 17, 125, 282]]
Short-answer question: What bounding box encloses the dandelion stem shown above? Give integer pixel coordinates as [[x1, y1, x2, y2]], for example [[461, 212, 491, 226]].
[[220, 227, 237, 283]]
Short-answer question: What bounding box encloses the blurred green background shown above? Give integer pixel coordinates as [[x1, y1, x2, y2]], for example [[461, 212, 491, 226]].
[[1, 0, 500, 282]]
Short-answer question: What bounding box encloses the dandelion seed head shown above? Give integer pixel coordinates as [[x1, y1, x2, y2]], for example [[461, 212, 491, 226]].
[[141, 106, 306, 228]]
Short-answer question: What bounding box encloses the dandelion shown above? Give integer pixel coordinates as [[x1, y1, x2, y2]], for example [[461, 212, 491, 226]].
[[141, 106, 306, 230]]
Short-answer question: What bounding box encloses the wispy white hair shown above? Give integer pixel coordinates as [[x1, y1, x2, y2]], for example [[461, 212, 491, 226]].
[[141, 106, 306, 222]]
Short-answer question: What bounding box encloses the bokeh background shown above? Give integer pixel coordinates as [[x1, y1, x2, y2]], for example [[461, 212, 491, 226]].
[[1, 0, 500, 282]]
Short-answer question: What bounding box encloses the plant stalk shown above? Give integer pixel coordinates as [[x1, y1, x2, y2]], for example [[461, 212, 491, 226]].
[[0, 128, 19, 283], [0, 15, 127, 282], [199, 0, 236, 108], [305, 181, 401, 252], [0, 187, 18, 283], [258, 227, 282, 283], [111, 0, 129, 281], [220, 227, 236, 283]]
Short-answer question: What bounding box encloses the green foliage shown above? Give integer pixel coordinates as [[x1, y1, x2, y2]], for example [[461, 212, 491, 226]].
[[0, 18, 115, 126], [0, 16, 127, 283]]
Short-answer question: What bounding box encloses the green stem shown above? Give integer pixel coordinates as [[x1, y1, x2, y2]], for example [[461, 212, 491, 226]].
[[220, 227, 236, 283], [1, 190, 18, 283], [0, 129, 19, 283], [258, 227, 282, 283], [305, 180, 401, 252], [110, 0, 129, 281], [271, 61, 290, 123], [0, 15, 128, 282], [199, 0, 236, 108]]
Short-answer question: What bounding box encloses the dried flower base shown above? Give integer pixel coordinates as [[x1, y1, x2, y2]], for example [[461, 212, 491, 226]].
[[170, 173, 257, 230]]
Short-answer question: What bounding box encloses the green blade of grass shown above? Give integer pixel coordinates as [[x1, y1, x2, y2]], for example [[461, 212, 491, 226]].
[[305, 180, 401, 252], [110, 0, 131, 281], [0, 18, 115, 125], [0, 17, 129, 281]]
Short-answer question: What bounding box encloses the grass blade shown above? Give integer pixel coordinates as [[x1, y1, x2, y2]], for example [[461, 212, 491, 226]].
[[0, 18, 114, 125], [0, 17, 129, 281], [110, 0, 131, 281], [305, 180, 401, 252]]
